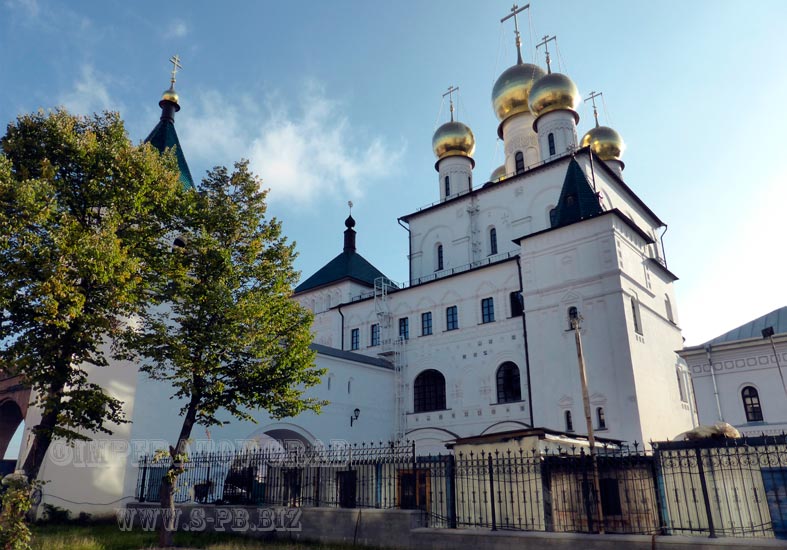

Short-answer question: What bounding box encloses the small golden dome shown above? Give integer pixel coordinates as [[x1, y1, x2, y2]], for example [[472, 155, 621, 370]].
[[161, 86, 179, 105], [492, 63, 547, 122], [580, 125, 625, 161], [528, 73, 580, 119], [432, 121, 476, 160], [489, 165, 507, 182]]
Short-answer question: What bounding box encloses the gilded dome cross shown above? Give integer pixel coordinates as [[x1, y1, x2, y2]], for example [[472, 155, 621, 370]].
[[536, 35, 557, 74], [585, 91, 603, 127], [169, 54, 183, 87], [442, 85, 459, 121], [501, 4, 530, 64]]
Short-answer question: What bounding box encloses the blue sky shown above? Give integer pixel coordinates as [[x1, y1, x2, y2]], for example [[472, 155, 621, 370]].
[[2, 0, 787, 353]]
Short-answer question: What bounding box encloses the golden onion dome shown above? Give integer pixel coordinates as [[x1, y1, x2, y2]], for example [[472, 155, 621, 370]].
[[161, 85, 179, 105], [489, 164, 507, 182], [432, 120, 476, 160], [528, 72, 580, 119], [580, 125, 626, 161], [492, 63, 547, 122]]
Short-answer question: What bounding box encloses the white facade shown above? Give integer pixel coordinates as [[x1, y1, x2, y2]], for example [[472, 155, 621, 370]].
[[679, 309, 787, 436]]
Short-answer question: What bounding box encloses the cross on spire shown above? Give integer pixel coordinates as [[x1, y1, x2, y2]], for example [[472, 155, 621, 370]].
[[585, 91, 603, 127], [536, 35, 557, 74], [501, 4, 530, 65], [168, 54, 182, 87], [442, 85, 459, 121]]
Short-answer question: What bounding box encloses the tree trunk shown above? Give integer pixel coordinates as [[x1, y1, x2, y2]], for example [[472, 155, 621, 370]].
[[158, 395, 199, 548]]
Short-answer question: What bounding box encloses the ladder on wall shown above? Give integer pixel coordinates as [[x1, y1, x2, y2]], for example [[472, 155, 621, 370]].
[[374, 276, 406, 441]]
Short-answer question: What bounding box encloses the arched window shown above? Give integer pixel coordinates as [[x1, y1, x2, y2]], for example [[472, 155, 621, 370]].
[[515, 151, 525, 174], [564, 410, 574, 432], [630, 297, 643, 335], [444, 176, 451, 197], [437, 244, 444, 271], [347, 378, 352, 394], [568, 306, 579, 330], [414, 370, 446, 413], [676, 368, 687, 402], [173, 236, 187, 249], [742, 386, 763, 422], [548, 133, 556, 156], [596, 407, 606, 430], [549, 206, 558, 227], [489, 227, 498, 255], [496, 362, 521, 403], [665, 295, 674, 323]]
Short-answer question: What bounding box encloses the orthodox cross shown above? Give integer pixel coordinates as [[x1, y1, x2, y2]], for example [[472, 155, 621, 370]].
[[169, 54, 182, 87], [585, 91, 603, 127], [536, 35, 557, 74], [443, 85, 459, 121], [501, 4, 530, 64], [348, 200, 353, 215]]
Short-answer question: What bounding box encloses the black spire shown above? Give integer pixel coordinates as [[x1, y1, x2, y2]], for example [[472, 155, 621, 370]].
[[344, 215, 356, 252], [551, 159, 603, 228]]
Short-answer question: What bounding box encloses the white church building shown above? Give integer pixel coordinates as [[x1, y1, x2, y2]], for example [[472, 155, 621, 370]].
[[6, 10, 698, 514]]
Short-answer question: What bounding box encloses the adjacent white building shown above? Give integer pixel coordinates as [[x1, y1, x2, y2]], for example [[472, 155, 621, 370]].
[[679, 306, 787, 436]]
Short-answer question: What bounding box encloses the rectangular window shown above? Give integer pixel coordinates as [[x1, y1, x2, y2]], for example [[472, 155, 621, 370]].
[[399, 317, 409, 341], [350, 328, 359, 350], [446, 306, 458, 331], [481, 297, 495, 323], [370, 323, 380, 347], [421, 312, 433, 336]]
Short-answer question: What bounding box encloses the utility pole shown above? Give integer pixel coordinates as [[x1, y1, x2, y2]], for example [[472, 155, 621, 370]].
[[570, 311, 605, 534]]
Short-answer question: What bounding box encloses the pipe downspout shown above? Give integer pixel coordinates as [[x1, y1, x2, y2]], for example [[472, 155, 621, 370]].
[[705, 343, 723, 422], [516, 256, 535, 427], [338, 303, 345, 351], [397, 218, 412, 284]]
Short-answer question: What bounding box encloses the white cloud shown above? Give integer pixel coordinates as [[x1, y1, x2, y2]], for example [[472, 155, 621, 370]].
[[4, 0, 39, 17], [168, 20, 188, 38], [58, 64, 118, 116], [178, 83, 404, 204]]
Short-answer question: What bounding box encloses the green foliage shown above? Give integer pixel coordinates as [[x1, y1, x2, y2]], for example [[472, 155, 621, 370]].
[[124, 160, 323, 441], [0, 110, 184, 477], [0, 474, 42, 550]]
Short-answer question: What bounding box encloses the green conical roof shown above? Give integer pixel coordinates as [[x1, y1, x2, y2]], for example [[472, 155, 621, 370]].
[[144, 116, 194, 189], [551, 159, 602, 228]]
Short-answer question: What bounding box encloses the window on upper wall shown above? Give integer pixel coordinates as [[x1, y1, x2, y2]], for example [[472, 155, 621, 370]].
[[350, 328, 359, 351], [549, 206, 558, 227], [370, 323, 380, 347], [515, 151, 525, 174], [568, 306, 579, 330], [548, 133, 556, 156], [421, 312, 433, 336], [437, 244, 444, 271], [444, 176, 450, 197], [481, 297, 495, 323], [565, 410, 574, 432], [665, 295, 674, 323], [676, 368, 688, 402], [742, 386, 763, 422], [399, 317, 409, 341], [597, 407, 606, 430], [496, 362, 521, 403], [489, 227, 498, 255], [630, 297, 643, 335], [413, 369, 446, 413], [510, 291, 524, 317], [446, 305, 458, 331]]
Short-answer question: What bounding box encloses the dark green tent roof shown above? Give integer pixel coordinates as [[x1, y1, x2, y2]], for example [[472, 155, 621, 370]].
[[551, 158, 602, 228], [144, 115, 194, 189], [294, 250, 389, 294]]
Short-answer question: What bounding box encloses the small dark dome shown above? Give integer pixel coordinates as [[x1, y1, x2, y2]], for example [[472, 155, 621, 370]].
[[345, 215, 356, 229]]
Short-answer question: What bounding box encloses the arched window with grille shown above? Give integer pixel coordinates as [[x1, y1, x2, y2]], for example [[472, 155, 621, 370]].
[[565, 410, 574, 432], [548, 133, 556, 156], [742, 386, 763, 422], [489, 227, 498, 255], [414, 370, 446, 413], [496, 362, 521, 403], [436, 244, 444, 271], [596, 407, 606, 430], [515, 151, 525, 174], [444, 176, 451, 197], [630, 296, 643, 335]]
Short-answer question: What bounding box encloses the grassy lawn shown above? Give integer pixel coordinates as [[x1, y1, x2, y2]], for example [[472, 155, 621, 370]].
[[31, 523, 358, 550]]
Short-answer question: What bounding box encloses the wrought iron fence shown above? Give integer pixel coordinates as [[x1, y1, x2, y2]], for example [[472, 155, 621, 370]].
[[135, 435, 787, 539]]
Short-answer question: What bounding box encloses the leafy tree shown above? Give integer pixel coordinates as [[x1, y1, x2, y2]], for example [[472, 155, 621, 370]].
[[122, 161, 321, 547], [0, 110, 183, 480]]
